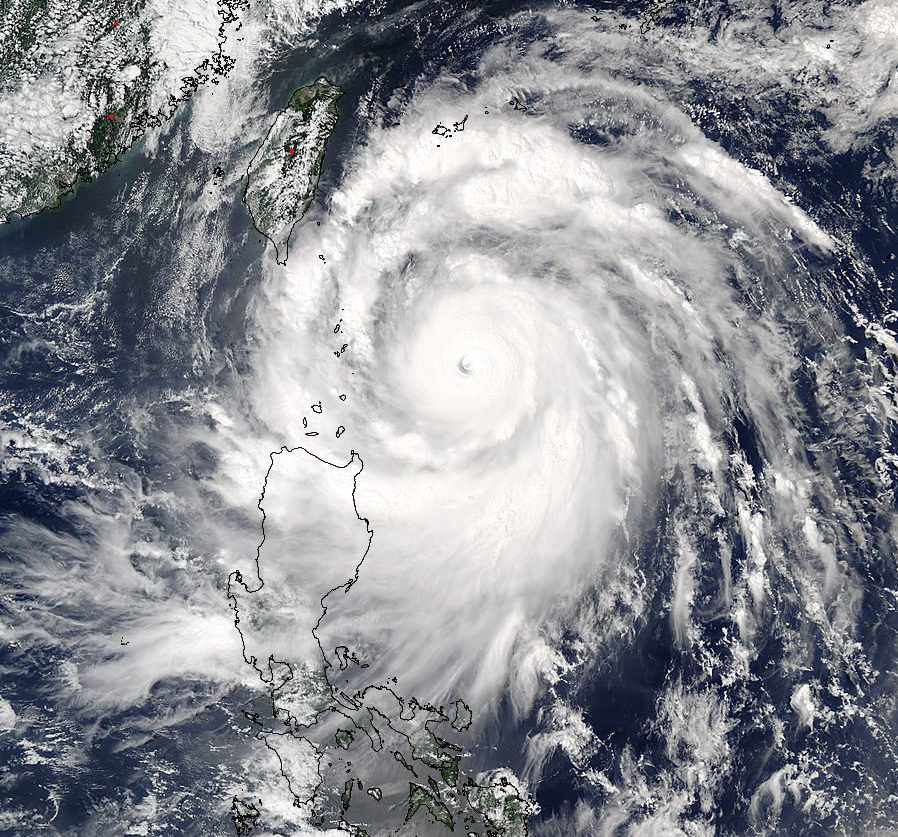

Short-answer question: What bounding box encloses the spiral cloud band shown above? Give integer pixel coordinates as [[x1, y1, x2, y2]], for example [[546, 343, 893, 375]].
[[2, 3, 897, 834], [249, 41, 836, 698], [215, 17, 898, 830]]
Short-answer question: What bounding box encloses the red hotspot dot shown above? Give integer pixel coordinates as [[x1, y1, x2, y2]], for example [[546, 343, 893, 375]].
[[107, 113, 115, 119], [288, 147, 295, 154], [113, 20, 120, 26]]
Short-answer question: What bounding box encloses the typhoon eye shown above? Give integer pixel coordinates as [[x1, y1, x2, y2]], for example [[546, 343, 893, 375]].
[[3, 2, 897, 836]]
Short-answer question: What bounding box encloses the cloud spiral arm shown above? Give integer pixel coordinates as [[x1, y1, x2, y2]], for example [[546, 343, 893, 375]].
[[228, 23, 897, 829], [1, 4, 896, 832]]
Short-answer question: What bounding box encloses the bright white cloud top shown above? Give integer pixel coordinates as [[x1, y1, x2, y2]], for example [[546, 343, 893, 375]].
[[0, 2, 896, 835]]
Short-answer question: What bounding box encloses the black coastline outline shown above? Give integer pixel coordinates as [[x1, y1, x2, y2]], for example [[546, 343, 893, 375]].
[[227, 444, 532, 835], [1, 0, 248, 224], [227, 445, 371, 818], [241, 78, 343, 266]]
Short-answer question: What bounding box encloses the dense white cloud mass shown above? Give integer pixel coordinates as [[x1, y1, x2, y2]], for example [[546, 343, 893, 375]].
[[1, 1, 897, 834], [209, 16, 895, 830], [239, 34, 838, 702]]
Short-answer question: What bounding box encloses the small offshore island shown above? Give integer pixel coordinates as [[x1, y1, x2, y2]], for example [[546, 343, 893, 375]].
[[243, 77, 342, 264], [0, 0, 246, 222]]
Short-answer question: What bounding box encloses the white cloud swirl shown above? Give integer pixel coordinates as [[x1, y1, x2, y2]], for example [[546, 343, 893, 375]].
[[226, 28, 877, 741]]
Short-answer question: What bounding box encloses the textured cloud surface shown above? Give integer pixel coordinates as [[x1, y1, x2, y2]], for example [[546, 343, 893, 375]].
[[1, 1, 896, 833]]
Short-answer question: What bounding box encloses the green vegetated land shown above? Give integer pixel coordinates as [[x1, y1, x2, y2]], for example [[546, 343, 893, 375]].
[[243, 77, 343, 264], [0, 0, 245, 221]]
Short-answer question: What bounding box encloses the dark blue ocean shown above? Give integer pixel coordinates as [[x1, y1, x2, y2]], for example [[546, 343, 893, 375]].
[[1, 1, 896, 834]]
